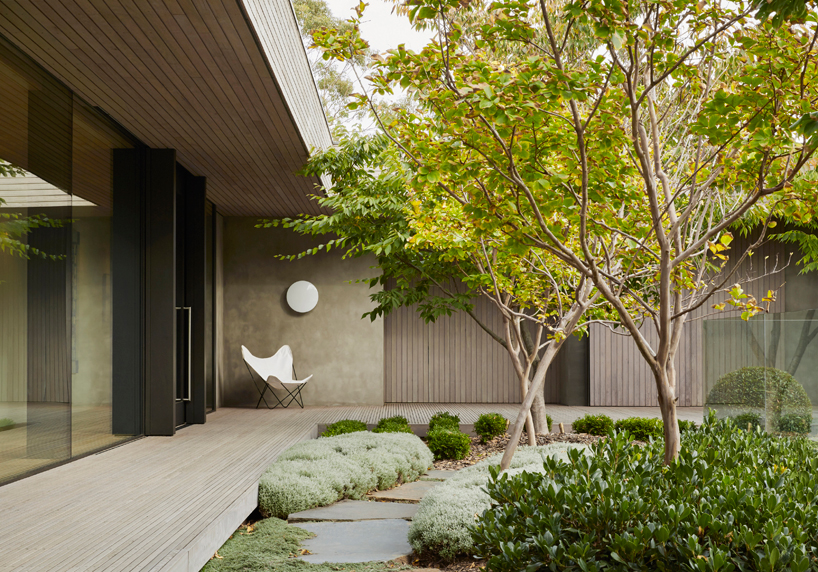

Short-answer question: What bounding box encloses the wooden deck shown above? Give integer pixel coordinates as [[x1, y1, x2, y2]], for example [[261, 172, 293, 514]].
[[0, 404, 702, 572]]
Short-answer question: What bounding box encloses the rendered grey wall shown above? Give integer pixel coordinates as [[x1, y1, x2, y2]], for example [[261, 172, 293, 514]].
[[221, 219, 383, 407]]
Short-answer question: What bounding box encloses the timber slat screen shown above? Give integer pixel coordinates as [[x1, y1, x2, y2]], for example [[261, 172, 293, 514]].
[[589, 234, 787, 407], [384, 289, 563, 403]]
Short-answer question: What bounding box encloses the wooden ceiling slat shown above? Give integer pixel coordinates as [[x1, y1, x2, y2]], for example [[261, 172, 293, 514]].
[[0, 0, 331, 216], [172, 0, 302, 214], [107, 0, 285, 214]]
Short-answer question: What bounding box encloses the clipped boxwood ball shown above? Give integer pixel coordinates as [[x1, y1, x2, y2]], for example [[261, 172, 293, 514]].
[[372, 415, 413, 434], [429, 411, 460, 432], [320, 419, 367, 438], [427, 428, 471, 460], [474, 413, 508, 443], [613, 417, 664, 441], [572, 413, 614, 436], [707, 367, 811, 429]]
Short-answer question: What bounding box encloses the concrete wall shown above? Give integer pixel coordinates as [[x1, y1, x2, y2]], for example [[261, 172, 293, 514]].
[[220, 219, 384, 407]]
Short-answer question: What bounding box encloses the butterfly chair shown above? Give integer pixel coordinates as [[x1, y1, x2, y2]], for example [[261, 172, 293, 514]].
[[241, 345, 313, 409]]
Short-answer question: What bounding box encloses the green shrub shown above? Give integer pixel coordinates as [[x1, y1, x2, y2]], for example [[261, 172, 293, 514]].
[[613, 416, 664, 441], [0, 418, 14, 429], [678, 419, 697, 432], [408, 443, 588, 559], [474, 413, 507, 443], [546, 414, 553, 433], [429, 411, 460, 432], [427, 429, 471, 460], [732, 411, 763, 430], [707, 366, 812, 429], [571, 413, 614, 435], [472, 410, 818, 572], [372, 415, 413, 434], [258, 431, 433, 518], [320, 419, 367, 437], [778, 413, 812, 434]]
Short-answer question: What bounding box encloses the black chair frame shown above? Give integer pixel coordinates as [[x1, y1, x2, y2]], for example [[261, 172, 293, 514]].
[[246, 361, 305, 409]]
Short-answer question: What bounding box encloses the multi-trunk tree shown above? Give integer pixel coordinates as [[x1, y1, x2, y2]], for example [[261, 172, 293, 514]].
[[315, 0, 818, 463]]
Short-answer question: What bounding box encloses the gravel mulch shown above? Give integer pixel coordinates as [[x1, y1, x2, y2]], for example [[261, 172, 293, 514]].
[[432, 432, 604, 470], [409, 554, 487, 572]]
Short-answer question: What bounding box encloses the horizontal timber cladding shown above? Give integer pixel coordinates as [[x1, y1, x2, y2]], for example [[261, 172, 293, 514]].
[[590, 233, 788, 407], [384, 289, 563, 404]]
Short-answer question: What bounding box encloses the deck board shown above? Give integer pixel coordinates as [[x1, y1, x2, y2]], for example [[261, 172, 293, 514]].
[[0, 404, 702, 571]]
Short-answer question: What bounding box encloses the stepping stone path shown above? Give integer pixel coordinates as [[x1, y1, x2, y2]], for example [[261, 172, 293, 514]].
[[367, 480, 441, 502], [294, 520, 413, 563], [289, 469, 456, 564], [288, 500, 418, 522]]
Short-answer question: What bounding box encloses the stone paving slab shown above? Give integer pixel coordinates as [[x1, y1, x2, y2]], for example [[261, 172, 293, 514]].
[[293, 519, 412, 563], [288, 500, 418, 522], [368, 480, 441, 502], [420, 470, 457, 481]]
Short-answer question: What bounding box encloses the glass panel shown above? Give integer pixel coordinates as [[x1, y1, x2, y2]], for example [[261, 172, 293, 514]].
[[0, 33, 74, 484], [0, 34, 140, 485], [704, 312, 818, 436], [70, 99, 135, 456]]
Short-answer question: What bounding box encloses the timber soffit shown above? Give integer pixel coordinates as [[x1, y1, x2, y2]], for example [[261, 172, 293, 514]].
[[0, 0, 333, 217]]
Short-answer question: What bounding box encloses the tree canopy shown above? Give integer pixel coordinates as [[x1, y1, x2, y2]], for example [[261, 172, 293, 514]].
[[312, 0, 818, 462]]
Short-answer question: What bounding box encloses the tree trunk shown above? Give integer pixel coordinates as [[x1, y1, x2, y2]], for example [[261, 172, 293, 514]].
[[501, 342, 560, 470], [787, 309, 818, 376], [659, 388, 680, 464], [766, 314, 781, 368], [519, 374, 537, 446], [531, 388, 548, 434], [655, 363, 680, 464]]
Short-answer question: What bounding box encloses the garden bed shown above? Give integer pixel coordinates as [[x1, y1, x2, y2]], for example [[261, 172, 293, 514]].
[[410, 443, 590, 559], [432, 432, 602, 470]]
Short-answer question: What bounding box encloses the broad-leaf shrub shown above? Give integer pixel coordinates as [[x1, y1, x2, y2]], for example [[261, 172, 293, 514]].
[[707, 367, 812, 431], [320, 419, 367, 437], [571, 413, 614, 435], [613, 417, 663, 441], [373, 415, 413, 434], [429, 411, 460, 432], [472, 411, 818, 572], [427, 428, 471, 460], [678, 419, 698, 433], [258, 432, 433, 518], [474, 413, 507, 443]]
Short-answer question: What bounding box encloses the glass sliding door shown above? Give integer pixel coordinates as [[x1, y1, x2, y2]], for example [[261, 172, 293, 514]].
[[0, 34, 141, 485]]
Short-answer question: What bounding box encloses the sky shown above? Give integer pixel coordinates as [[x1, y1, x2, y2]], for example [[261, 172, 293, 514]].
[[323, 0, 433, 53]]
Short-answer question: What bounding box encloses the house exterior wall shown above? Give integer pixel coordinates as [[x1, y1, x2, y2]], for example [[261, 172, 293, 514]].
[[220, 219, 384, 407]]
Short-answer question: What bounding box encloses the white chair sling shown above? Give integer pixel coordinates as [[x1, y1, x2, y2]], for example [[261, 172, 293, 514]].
[[241, 345, 313, 409]]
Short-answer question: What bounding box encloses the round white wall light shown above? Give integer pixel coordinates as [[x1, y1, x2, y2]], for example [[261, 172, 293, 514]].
[[286, 280, 319, 313]]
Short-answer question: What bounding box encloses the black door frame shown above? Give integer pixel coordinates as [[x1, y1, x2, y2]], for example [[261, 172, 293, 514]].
[[113, 149, 208, 437]]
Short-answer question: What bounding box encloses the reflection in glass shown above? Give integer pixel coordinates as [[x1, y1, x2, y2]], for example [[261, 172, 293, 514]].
[[704, 312, 818, 436], [0, 33, 139, 485]]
